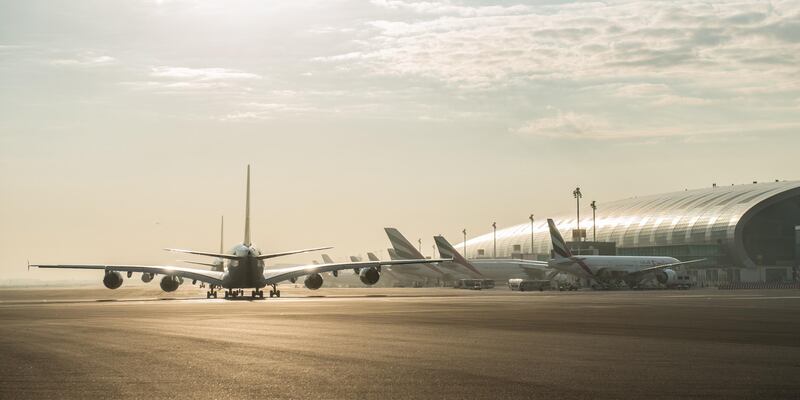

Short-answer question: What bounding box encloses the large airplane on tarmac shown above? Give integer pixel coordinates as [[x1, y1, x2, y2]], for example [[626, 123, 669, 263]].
[[433, 235, 548, 281], [30, 166, 449, 299], [384, 228, 449, 285], [546, 218, 703, 288]]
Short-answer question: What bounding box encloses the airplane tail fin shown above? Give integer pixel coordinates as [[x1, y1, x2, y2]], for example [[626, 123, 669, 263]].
[[433, 235, 484, 278], [384, 228, 425, 259], [367, 252, 380, 262], [387, 248, 399, 260], [243, 165, 251, 246], [219, 216, 224, 254], [547, 219, 573, 260], [321, 254, 334, 264]]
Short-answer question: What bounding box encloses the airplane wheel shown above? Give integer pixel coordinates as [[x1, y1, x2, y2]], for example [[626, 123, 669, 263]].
[[213, 292, 217, 298], [276, 290, 281, 298], [206, 291, 211, 299]]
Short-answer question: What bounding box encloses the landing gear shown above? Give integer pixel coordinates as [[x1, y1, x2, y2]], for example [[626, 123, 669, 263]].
[[268, 284, 281, 298], [251, 289, 264, 299]]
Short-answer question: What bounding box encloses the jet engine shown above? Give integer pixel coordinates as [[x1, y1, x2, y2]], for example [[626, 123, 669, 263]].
[[358, 267, 380, 285], [102, 271, 123, 289], [160, 275, 180, 292], [655, 269, 678, 285], [304, 273, 323, 290], [141, 273, 154, 283]]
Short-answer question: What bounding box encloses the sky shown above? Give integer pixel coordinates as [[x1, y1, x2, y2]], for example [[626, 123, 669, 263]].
[[1, 0, 798, 282]]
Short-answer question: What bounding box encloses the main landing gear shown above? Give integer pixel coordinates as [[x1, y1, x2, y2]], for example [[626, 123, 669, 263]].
[[223, 289, 246, 299], [206, 285, 218, 299], [250, 289, 264, 299], [268, 284, 281, 298]]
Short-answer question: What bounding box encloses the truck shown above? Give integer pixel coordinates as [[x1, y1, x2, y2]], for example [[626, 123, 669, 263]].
[[507, 279, 552, 292]]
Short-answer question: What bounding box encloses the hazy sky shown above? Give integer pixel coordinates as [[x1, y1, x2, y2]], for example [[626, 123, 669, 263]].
[[1, 0, 798, 282]]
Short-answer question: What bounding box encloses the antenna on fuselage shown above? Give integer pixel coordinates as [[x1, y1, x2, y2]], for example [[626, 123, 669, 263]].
[[244, 165, 251, 247]]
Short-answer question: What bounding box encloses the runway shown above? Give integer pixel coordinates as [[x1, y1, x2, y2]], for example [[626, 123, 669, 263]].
[[1, 287, 799, 399]]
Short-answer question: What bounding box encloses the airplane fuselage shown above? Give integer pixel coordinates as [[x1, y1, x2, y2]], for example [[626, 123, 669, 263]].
[[549, 255, 679, 283], [221, 244, 267, 289]]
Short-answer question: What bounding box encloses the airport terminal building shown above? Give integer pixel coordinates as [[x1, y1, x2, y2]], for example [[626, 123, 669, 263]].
[[458, 181, 800, 284]]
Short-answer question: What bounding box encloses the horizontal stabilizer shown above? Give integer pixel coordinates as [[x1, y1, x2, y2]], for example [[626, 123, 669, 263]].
[[164, 248, 240, 260], [255, 246, 333, 260]]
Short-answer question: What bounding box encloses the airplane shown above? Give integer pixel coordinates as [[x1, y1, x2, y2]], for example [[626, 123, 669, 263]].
[[384, 228, 448, 286], [29, 166, 451, 299], [546, 218, 704, 289], [433, 235, 548, 282]]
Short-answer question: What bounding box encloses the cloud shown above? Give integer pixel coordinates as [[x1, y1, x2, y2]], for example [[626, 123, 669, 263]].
[[370, 0, 531, 17], [515, 109, 800, 140], [318, 0, 800, 93], [613, 83, 711, 106], [50, 53, 117, 67], [515, 111, 612, 139], [150, 66, 261, 81], [123, 66, 261, 92]]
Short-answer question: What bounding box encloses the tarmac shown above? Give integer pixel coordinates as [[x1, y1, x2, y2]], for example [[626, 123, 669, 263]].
[[1, 286, 799, 399]]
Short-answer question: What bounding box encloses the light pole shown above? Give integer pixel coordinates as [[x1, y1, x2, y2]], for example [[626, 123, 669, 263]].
[[590, 200, 597, 242], [529, 214, 534, 256], [573, 187, 582, 255], [492, 222, 497, 258], [573, 187, 582, 240], [462, 228, 467, 256], [418, 238, 422, 254], [432, 244, 436, 259]]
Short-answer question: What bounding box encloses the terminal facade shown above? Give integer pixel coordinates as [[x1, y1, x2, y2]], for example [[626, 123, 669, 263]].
[[458, 181, 800, 285]]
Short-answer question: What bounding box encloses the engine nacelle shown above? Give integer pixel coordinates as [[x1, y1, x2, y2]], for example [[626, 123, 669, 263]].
[[304, 273, 323, 290], [655, 269, 678, 285], [160, 275, 180, 292], [103, 271, 123, 289], [359, 267, 380, 286], [656, 268, 691, 288], [141, 273, 154, 283]]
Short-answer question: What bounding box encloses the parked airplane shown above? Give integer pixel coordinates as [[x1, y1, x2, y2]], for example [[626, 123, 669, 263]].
[[433, 235, 548, 281], [384, 228, 447, 286], [30, 166, 450, 299], [546, 218, 703, 288]]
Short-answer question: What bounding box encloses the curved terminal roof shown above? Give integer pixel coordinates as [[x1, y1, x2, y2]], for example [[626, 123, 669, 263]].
[[458, 181, 800, 268]]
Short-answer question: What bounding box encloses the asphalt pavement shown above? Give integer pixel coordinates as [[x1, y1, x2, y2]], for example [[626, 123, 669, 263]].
[[1, 286, 798, 399]]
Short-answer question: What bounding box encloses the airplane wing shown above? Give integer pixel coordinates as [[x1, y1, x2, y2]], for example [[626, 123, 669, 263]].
[[631, 259, 707, 276], [255, 246, 333, 260], [29, 264, 225, 285], [263, 258, 452, 285], [472, 259, 549, 269]]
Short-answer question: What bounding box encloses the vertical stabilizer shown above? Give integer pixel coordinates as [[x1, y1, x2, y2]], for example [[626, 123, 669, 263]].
[[244, 165, 251, 246], [434, 235, 484, 278], [220, 216, 224, 253], [547, 219, 573, 260], [384, 228, 425, 259]]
